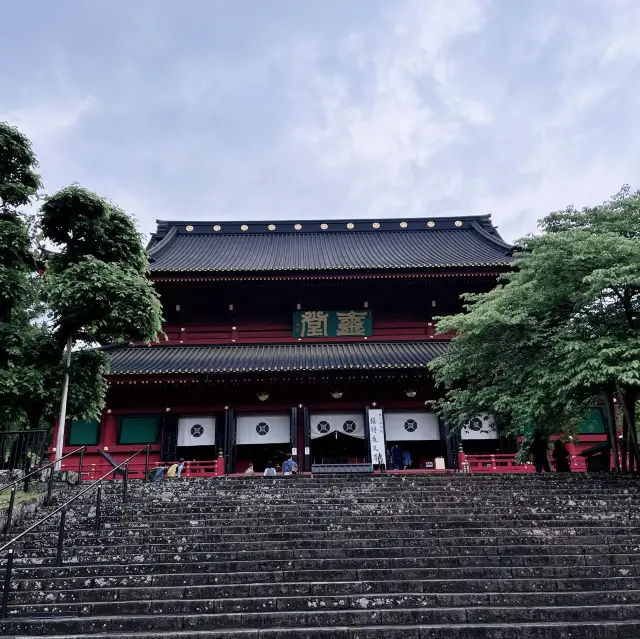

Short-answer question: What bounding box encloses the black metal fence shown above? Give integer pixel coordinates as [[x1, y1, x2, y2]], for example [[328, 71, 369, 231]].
[[0, 444, 151, 618], [0, 430, 48, 477]]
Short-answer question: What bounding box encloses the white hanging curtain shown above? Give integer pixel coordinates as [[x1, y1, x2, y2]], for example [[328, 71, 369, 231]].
[[236, 413, 291, 445], [385, 411, 440, 441], [461, 413, 498, 440], [177, 416, 216, 447], [309, 412, 365, 439]]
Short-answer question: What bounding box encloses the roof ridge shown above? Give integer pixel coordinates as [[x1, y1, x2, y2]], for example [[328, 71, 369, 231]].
[[155, 214, 493, 226]]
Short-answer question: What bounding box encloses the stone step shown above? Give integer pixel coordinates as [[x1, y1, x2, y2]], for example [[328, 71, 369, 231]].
[[7, 535, 640, 569], [118, 491, 640, 501], [5, 552, 618, 572], [8, 522, 639, 541], [10, 515, 636, 532], [6, 620, 640, 639], [72, 513, 636, 526], [3, 603, 640, 635], [9, 582, 640, 607], [9, 588, 640, 617], [11, 545, 628, 567], [13, 538, 636, 556], [5, 475, 640, 637], [7, 529, 631, 551], [9, 546, 639, 573], [6, 565, 640, 594]]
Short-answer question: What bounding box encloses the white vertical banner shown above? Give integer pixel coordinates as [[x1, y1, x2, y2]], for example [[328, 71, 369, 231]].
[[236, 414, 291, 445], [309, 413, 366, 439], [177, 416, 216, 447], [461, 413, 499, 440], [368, 408, 386, 467]]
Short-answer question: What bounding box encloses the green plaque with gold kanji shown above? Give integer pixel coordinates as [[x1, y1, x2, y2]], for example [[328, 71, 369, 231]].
[[293, 310, 373, 338]]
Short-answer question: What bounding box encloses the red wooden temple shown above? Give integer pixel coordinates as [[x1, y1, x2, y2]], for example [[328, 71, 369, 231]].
[[51, 216, 607, 478]]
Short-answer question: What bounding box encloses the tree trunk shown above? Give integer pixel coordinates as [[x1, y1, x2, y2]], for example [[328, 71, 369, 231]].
[[603, 390, 621, 473], [54, 336, 73, 471], [616, 383, 640, 473]]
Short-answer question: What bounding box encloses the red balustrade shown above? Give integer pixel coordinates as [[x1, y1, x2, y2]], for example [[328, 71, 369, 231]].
[[60, 459, 223, 481], [460, 453, 588, 473]]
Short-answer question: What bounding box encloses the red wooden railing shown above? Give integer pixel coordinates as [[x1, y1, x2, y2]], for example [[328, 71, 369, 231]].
[[60, 459, 221, 481], [460, 453, 588, 473]]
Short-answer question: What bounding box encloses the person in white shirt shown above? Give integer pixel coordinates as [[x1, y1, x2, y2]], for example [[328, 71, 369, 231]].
[[264, 461, 276, 477]]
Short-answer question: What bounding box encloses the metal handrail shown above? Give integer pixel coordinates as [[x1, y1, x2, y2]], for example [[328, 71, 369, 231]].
[[0, 445, 86, 494], [1, 444, 151, 617]]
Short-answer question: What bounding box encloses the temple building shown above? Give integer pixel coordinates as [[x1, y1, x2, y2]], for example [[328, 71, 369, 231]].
[[57, 216, 527, 475]]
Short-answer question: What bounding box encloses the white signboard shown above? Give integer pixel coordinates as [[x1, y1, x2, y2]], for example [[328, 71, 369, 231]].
[[309, 412, 365, 439], [236, 413, 291, 445], [368, 408, 387, 467], [385, 411, 440, 441], [178, 416, 216, 447], [461, 413, 499, 440]]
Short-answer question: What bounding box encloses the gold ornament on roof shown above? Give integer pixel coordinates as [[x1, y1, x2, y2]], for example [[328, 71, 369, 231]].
[[268, 224, 276, 231], [185, 225, 194, 232], [347, 223, 355, 229], [321, 223, 328, 230], [455, 220, 463, 227], [213, 225, 221, 231], [400, 222, 408, 228], [427, 221, 435, 228], [241, 224, 249, 231], [372, 222, 380, 229], [294, 223, 302, 230]]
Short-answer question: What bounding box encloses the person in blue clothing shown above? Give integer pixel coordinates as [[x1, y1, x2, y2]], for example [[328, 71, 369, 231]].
[[390, 444, 402, 470], [282, 456, 299, 476], [402, 450, 412, 469], [151, 464, 168, 481]]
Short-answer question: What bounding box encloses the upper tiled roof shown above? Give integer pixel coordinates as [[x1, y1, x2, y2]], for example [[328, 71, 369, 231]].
[[147, 216, 512, 273], [107, 341, 449, 375]]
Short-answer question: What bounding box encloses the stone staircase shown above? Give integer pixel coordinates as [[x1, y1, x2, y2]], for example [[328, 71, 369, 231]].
[[2, 474, 640, 638]]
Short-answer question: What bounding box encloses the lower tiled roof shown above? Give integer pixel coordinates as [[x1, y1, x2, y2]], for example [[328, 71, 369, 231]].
[[107, 341, 449, 375]]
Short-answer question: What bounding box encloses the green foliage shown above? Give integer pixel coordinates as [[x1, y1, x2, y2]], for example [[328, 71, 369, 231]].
[[0, 122, 163, 433], [40, 186, 148, 274], [0, 326, 109, 430], [0, 122, 41, 209], [431, 187, 640, 443], [45, 257, 163, 344]]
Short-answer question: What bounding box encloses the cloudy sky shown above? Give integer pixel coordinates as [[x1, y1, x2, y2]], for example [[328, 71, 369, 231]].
[[1, 0, 639, 242]]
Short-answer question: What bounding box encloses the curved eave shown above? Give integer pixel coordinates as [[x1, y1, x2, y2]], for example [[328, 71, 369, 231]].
[[106, 341, 450, 377]]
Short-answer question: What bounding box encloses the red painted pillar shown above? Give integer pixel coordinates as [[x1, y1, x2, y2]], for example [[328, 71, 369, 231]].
[[216, 450, 225, 476], [101, 412, 118, 448], [457, 444, 466, 471]]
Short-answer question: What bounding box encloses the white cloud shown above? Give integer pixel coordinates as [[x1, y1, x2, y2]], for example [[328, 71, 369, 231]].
[[1, 95, 95, 143], [289, 0, 489, 201], [1, 0, 639, 243]]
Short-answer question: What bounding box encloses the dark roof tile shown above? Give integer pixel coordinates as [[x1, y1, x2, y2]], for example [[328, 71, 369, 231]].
[[107, 341, 449, 375], [148, 217, 512, 273]]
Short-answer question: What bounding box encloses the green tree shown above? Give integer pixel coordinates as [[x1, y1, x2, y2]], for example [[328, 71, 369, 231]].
[[430, 187, 640, 471], [0, 122, 42, 431], [40, 186, 163, 465], [0, 124, 117, 437]]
